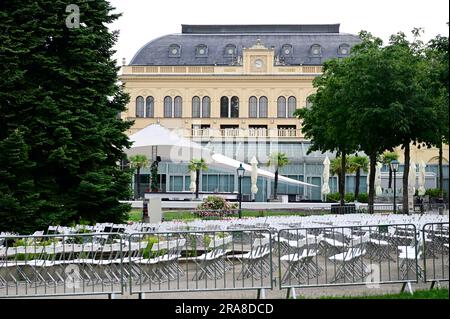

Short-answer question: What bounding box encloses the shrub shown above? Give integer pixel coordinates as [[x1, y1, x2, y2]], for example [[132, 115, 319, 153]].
[[194, 196, 238, 218], [326, 193, 340, 202], [344, 193, 355, 202], [425, 188, 445, 198], [357, 193, 368, 203]]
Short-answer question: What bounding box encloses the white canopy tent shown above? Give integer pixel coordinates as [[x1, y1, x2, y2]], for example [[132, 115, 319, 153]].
[[126, 124, 318, 188]]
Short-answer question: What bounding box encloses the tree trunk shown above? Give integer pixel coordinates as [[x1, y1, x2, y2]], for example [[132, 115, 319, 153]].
[[136, 167, 141, 199], [339, 151, 346, 206], [195, 169, 200, 199], [368, 153, 377, 214], [274, 169, 279, 200], [355, 168, 360, 200], [439, 142, 443, 198], [388, 167, 393, 189], [402, 143, 410, 214]]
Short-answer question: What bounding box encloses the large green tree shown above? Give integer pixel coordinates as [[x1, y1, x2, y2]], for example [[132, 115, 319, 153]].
[[0, 1, 132, 232], [295, 59, 358, 206]]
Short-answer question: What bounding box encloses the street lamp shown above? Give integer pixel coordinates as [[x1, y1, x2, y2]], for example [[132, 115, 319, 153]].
[[390, 160, 400, 214], [237, 163, 245, 218]]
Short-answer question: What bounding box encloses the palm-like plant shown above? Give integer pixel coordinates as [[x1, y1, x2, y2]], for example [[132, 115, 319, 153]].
[[348, 155, 369, 200], [330, 156, 351, 205], [381, 152, 399, 189], [267, 152, 289, 200], [129, 155, 149, 199], [188, 158, 208, 199]]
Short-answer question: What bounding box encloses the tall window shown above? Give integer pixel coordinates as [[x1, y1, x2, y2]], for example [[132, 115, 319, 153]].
[[249, 96, 268, 118], [136, 96, 144, 118], [259, 96, 268, 118], [192, 96, 201, 118], [174, 96, 182, 118], [306, 96, 313, 109], [249, 96, 258, 118], [230, 96, 239, 118], [288, 96, 296, 118], [220, 96, 239, 118], [202, 96, 211, 118], [220, 97, 229, 118], [145, 96, 154, 118], [277, 96, 286, 118], [164, 96, 172, 118]]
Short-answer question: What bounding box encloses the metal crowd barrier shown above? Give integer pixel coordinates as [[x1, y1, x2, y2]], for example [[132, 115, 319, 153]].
[[277, 224, 421, 297], [126, 228, 273, 298], [0, 233, 124, 298], [1, 224, 448, 299], [422, 223, 449, 287]]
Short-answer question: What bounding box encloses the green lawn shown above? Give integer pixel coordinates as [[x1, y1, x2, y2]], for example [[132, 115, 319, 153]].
[[127, 209, 315, 222], [316, 288, 449, 299]]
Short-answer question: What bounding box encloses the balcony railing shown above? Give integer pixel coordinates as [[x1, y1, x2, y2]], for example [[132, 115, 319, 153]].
[[188, 128, 302, 139]]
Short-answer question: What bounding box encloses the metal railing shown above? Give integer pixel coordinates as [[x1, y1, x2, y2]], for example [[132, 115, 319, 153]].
[[277, 224, 420, 293], [0, 233, 124, 298], [1, 223, 448, 298], [126, 229, 273, 297], [422, 223, 449, 285]]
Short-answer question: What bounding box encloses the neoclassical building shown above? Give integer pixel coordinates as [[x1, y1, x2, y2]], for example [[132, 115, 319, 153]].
[[120, 24, 449, 201]]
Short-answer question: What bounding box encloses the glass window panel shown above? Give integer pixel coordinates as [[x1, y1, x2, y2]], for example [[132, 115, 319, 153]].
[[288, 96, 296, 118], [230, 96, 239, 118], [145, 96, 154, 118], [277, 97, 286, 118], [164, 96, 172, 118], [249, 96, 257, 118], [174, 96, 182, 118], [184, 176, 191, 191], [207, 175, 219, 192], [259, 96, 268, 118], [192, 96, 200, 118], [170, 176, 183, 192], [220, 96, 229, 118], [136, 96, 144, 118], [202, 96, 210, 118]]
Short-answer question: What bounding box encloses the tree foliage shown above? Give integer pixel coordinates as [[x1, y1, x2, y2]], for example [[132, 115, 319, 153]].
[[0, 1, 133, 232]]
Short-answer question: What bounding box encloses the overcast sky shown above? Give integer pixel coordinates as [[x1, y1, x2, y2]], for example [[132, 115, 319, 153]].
[[108, 0, 449, 64]]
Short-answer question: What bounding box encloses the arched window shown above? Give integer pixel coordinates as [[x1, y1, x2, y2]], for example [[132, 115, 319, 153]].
[[224, 44, 237, 56], [310, 44, 322, 56], [136, 96, 144, 118], [202, 96, 211, 118], [169, 44, 181, 57], [174, 96, 182, 118], [164, 96, 172, 118], [230, 96, 239, 118], [192, 96, 201, 118], [220, 96, 229, 118], [281, 44, 293, 56], [249, 96, 258, 118], [277, 96, 286, 118], [288, 96, 297, 118], [145, 96, 154, 118], [338, 44, 350, 55], [306, 96, 313, 109], [196, 44, 208, 57], [259, 96, 268, 118]]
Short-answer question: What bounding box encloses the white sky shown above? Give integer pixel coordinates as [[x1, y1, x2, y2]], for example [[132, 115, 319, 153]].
[[108, 0, 449, 64]]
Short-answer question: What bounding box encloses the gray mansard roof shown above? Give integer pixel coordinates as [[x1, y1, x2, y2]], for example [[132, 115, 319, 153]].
[[130, 24, 361, 66]]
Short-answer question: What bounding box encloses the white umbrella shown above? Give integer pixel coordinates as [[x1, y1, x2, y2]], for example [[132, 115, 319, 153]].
[[375, 162, 383, 196], [250, 156, 259, 195], [189, 170, 196, 193], [418, 160, 426, 196], [322, 157, 331, 196], [408, 161, 417, 195]]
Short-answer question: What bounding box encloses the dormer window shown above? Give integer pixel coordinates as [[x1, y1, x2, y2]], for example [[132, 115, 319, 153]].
[[169, 44, 181, 57], [338, 44, 350, 56], [196, 44, 208, 57], [225, 44, 237, 56], [281, 44, 293, 56], [310, 44, 322, 56]]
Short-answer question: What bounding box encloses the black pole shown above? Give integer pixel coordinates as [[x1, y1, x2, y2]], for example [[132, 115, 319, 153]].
[[238, 175, 242, 218], [393, 170, 397, 214]]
